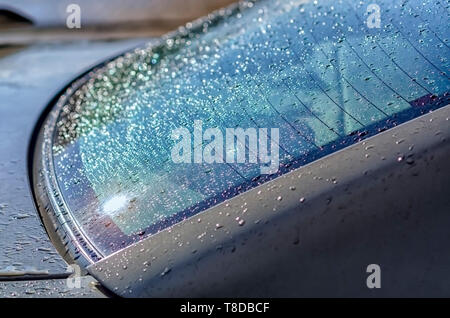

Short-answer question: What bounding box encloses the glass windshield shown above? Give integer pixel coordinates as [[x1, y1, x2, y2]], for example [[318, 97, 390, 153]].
[[45, 0, 449, 258]]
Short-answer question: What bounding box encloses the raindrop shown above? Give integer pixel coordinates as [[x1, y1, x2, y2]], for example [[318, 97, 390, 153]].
[[235, 217, 245, 226], [37, 247, 52, 252], [16, 214, 30, 220], [161, 267, 171, 276]]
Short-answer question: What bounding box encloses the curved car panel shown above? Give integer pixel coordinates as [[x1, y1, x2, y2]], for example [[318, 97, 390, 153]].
[[87, 105, 450, 297]]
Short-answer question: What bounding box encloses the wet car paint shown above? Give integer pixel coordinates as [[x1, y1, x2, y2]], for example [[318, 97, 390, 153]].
[[0, 275, 106, 298], [88, 105, 450, 297]]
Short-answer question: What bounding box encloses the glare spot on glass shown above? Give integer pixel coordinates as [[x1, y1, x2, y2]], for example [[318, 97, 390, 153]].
[[102, 195, 129, 216]]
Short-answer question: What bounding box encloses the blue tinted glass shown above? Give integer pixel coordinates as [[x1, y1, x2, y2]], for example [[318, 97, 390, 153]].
[[45, 0, 449, 258]]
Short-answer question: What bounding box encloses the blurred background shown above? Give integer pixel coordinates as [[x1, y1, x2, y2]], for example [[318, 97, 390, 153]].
[[0, 0, 237, 49]]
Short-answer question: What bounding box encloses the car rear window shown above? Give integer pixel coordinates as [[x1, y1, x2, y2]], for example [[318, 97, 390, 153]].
[[41, 0, 449, 258]]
